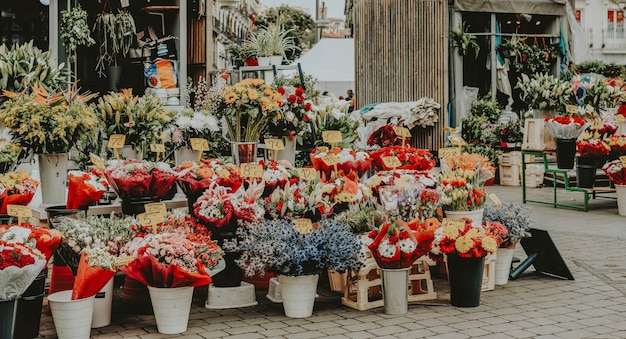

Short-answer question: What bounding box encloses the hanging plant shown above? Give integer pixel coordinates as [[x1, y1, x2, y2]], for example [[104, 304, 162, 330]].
[[60, 5, 95, 63], [449, 22, 480, 58], [93, 9, 136, 77]]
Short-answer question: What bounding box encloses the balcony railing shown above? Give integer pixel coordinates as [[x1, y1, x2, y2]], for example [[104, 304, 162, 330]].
[[603, 28, 626, 51]]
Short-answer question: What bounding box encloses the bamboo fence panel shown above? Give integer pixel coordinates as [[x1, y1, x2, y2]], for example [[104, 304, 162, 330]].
[[354, 0, 448, 150]]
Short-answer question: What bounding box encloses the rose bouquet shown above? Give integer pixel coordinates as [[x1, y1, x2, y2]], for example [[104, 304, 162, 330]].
[[0, 172, 39, 214], [67, 170, 108, 210], [309, 147, 371, 177], [370, 146, 435, 172], [484, 202, 532, 248], [544, 116, 589, 139], [606, 135, 626, 158], [364, 219, 436, 269], [586, 122, 618, 138], [603, 160, 626, 185], [576, 138, 610, 158], [0, 223, 62, 261], [265, 86, 312, 141], [121, 232, 224, 287], [174, 159, 242, 201], [430, 217, 498, 259], [367, 124, 409, 148], [104, 160, 178, 200], [0, 240, 47, 300], [264, 181, 333, 222]]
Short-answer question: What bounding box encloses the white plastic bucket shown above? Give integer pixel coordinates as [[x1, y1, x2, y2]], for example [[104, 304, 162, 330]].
[[37, 154, 67, 205], [47, 291, 94, 339], [174, 147, 197, 165], [616, 185, 626, 216], [380, 268, 409, 315], [148, 286, 194, 334], [494, 247, 515, 285], [444, 208, 484, 226], [91, 277, 114, 328], [278, 275, 318, 318]]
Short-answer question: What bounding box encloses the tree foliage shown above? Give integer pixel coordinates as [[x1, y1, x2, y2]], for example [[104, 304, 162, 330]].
[[254, 6, 315, 61]]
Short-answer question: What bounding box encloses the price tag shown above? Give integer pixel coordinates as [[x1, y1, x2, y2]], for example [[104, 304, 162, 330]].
[[322, 131, 343, 144], [297, 168, 318, 182], [264, 138, 285, 150], [447, 135, 467, 146], [438, 147, 461, 159], [382, 156, 402, 169], [89, 153, 105, 170], [393, 126, 411, 138], [144, 202, 167, 218], [488, 193, 502, 207], [7, 205, 32, 218], [566, 105, 579, 115], [190, 138, 210, 151], [585, 104, 595, 113], [150, 143, 166, 153], [293, 218, 313, 234], [137, 212, 164, 227], [107, 134, 126, 149], [620, 156, 626, 166], [615, 114, 626, 123], [240, 163, 263, 178], [321, 154, 340, 166], [441, 218, 466, 229]]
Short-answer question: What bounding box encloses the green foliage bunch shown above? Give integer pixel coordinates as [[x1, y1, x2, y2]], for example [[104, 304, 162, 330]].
[[60, 4, 95, 62], [0, 41, 68, 93]]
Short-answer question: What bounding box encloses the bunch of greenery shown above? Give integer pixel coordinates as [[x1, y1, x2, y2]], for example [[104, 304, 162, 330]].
[[449, 22, 480, 57], [60, 5, 95, 62], [254, 6, 315, 61], [461, 98, 501, 144], [496, 119, 524, 144], [0, 41, 68, 94], [516, 72, 574, 111], [574, 60, 625, 78]]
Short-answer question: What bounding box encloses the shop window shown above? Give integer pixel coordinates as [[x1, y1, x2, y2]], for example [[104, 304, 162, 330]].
[[607, 9, 624, 40]]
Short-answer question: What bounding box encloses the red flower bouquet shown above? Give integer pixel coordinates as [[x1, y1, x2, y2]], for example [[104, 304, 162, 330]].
[[121, 233, 224, 287], [370, 146, 435, 172], [259, 159, 299, 196], [367, 124, 411, 148], [365, 220, 432, 269], [576, 139, 610, 158], [0, 223, 62, 261], [602, 160, 626, 185], [586, 122, 617, 138], [264, 181, 333, 222], [310, 147, 371, 177], [319, 171, 372, 206], [606, 135, 626, 157], [67, 170, 108, 210], [0, 172, 38, 214], [544, 116, 589, 139], [430, 218, 498, 259], [0, 240, 47, 300], [104, 160, 179, 200], [132, 211, 213, 243], [174, 159, 242, 200]]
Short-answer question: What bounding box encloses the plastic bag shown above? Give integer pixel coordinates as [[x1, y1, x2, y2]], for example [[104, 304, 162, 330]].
[[144, 59, 178, 89]]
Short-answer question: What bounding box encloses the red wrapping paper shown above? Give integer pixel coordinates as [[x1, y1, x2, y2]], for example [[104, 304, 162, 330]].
[[105, 169, 152, 200], [1, 192, 35, 214], [122, 255, 212, 288], [72, 252, 116, 300], [67, 172, 106, 210], [150, 169, 178, 199]]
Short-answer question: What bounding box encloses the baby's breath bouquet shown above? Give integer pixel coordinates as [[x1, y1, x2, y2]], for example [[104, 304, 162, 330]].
[[0, 83, 98, 155], [517, 73, 573, 112]]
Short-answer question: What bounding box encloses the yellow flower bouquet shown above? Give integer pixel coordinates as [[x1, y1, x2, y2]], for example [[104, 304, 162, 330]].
[[215, 78, 283, 142]]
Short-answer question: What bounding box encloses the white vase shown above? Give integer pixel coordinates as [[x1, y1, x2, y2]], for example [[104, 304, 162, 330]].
[[270, 55, 283, 65], [37, 154, 67, 205], [616, 184, 626, 216], [257, 57, 271, 66], [276, 137, 297, 165], [380, 268, 409, 315], [119, 145, 142, 160], [278, 274, 318, 318], [47, 290, 95, 339], [494, 247, 515, 285], [91, 277, 114, 328], [444, 208, 484, 226], [174, 147, 197, 165], [148, 286, 194, 334]]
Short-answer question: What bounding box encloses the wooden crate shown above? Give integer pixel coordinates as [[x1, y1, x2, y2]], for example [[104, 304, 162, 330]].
[[525, 164, 545, 188], [328, 270, 348, 293], [482, 254, 496, 292], [499, 151, 522, 166], [522, 119, 556, 151], [499, 164, 521, 186]]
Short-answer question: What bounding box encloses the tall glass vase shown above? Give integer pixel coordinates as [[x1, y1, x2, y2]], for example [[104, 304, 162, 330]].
[[37, 153, 68, 205], [231, 142, 258, 165]]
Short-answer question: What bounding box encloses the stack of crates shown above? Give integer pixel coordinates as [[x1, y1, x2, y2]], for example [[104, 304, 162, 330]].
[[522, 119, 556, 151], [525, 164, 545, 187], [498, 151, 522, 186]]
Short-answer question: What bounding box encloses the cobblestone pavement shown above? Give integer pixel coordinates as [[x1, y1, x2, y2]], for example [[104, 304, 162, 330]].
[[35, 185, 626, 338]]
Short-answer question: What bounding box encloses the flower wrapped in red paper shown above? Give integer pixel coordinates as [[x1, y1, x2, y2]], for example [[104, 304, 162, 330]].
[[259, 159, 299, 196], [602, 160, 626, 185], [0, 223, 62, 261], [544, 116, 589, 139], [309, 147, 371, 177], [0, 172, 38, 214], [318, 171, 371, 213], [367, 124, 410, 148], [606, 135, 626, 157], [231, 181, 265, 223], [370, 146, 435, 172], [586, 122, 618, 138], [193, 181, 235, 228], [104, 160, 152, 199], [264, 181, 333, 222], [576, 138, 611, 158], [174, 159, 242, 199], [150, 162, 179, 199], [67, 170, 108, 210], [365, 220, 430, 269], [0, 240, 47, 300], [121, 233, 224, 287]]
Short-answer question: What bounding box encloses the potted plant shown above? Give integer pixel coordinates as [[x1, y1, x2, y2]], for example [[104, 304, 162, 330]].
[[449, 22, 480, 57], [93, 10, 136, 78], [484, 201, 532, 285], [544, 115, 589, 169], [497, 119, 524, 148], [264, 24, 300, 65], [225, 218, 363, 318], [242, 30, 272, 66], [60, 4, 95, 63]]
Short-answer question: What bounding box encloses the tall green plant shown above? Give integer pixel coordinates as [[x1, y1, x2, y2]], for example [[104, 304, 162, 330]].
[[0, 41, 68, 93]]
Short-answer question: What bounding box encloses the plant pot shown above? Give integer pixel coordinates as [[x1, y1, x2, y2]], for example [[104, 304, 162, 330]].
[[0, 298, 17, 339], [47, 291, 95, 339], [494, 247, 515, 285], [446, 254, 485, 307], [555, 138, 577, 169], [380, 268, 409, 315], [576, 164, 596, 188], [231, 142, 258, 165], [276, 137, 297, 165], [443, 208, 484, 226], [174, 147, 197, 165], [270, 55, 283, 65], [616, 185, 626, 216], [14, 269, 47, 339], [147, 286, 194, 334], [278, 274, 319, 318], [38, 153, 68, 205], [91, 277, 114, 328], [120, 197, 159, 216], [257, 57, 271, 66]]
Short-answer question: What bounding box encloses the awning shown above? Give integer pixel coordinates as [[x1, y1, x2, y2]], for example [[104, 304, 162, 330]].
[[454, 0, 567, 16]]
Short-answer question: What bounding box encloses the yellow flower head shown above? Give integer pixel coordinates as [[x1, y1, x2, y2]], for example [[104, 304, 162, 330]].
[[481, 236, 497, 253], [455, 235, 474, 254]]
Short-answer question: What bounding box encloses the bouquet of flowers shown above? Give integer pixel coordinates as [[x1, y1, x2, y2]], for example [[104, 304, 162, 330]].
[[0, 223, 62, 261], [516, 72, 573, 111], [0, 172, 39, 214], [603, 160, 626, 185], [367, 169, 438, 195], [438, 167, 487, 212], [174, 159, 242, 201], [370, 146, 435, 172], [0, 240, 47, 300], [131, 210, 212, 243], [319, 172, 372, 207], [309, 147, 371, 178], [484, 202, 532, 248], [192, 181, 235, 228], [606, 135, 626, 158], [586, 122, 617, 138], [72, 248, 119, 299], [214, 78, 283, 142], [104, 160, 178, 200], [430, 218, 498, 259], [304, 94, 356, 147], [264, 181, 333, 222], [226, 219, 363, 277], [367, 124, 409, 148], [260, 159, 299, 195], [265, 86, 312, 141], [544, 116, 589, 139], [0, 142, 22, 172], [572, 76, 623, 114], [230, 181, 266, 223], [121, 232, 224, 287], [67, 170, 108, 210], [576, 138, 610, 158], [365, 219, 435, 269], [169, 107, 227, 158]]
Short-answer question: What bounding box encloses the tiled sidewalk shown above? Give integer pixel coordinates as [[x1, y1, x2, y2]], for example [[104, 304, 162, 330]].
[[35, 185, 626, 338]]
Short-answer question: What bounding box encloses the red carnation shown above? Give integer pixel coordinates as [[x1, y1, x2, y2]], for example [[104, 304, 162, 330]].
[[277, 87, 286, 95]]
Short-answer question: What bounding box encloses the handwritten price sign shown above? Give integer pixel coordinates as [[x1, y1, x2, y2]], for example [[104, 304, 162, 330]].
[[7, 205, 32, 218], [190, 138, 210, 151], [297, 168, 318, 182], [240, 163, 263, 178], [150, 143, 166, 153], [265, 138, 285, 150], [565, 105, 579, 115], [439, 147, 461, 159], [108, 134, 126, 149], [382, 156, 402, 169], [144, 202, 167, 218], [138, 212, 164, 227], [293, 218, 313, 234], [393, 126, 411, 138], [488, 193, 502, 207], [89, 153, 105, 170], [620, 156, 626, 166], [447, 135, 467, 146], [321, 154, 340, 166], [441, 218, 465, 229], [322, 131, 343, 144]]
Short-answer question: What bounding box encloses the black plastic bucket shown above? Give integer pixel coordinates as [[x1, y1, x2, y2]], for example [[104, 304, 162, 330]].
[[14, 269, 47, 338], [577, 164, 597, 188], [0, 298, 17, 339], [120, 197, 159, 216]]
